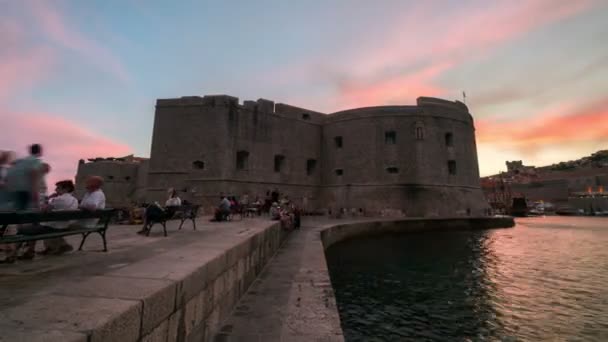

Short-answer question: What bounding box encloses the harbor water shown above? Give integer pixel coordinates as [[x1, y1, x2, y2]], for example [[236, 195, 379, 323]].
[[325, 217, 608, 341]]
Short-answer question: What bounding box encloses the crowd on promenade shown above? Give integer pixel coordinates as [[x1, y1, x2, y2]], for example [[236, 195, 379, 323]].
[[0, 144, 106, 262], [209, 188, 301, 230]]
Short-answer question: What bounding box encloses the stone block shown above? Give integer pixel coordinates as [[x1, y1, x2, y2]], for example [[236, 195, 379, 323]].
[[140, 319, 168, 342], [167, 309, 184, 342], [237, 258, 246, 282], [201, 283, 215, 320], [50, 276, 176, 336], [183, 292, 203, 336], [213, 272, 227, 306], [169, 248, 226, 304], [0, 326, 87, 342], [1, 295, 141, 342]]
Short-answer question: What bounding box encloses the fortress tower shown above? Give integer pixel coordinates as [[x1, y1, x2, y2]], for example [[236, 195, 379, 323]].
[[146, 95, 488, 217]]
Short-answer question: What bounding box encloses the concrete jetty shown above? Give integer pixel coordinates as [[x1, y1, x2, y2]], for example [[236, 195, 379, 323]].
[[0, 216, 513, 341]]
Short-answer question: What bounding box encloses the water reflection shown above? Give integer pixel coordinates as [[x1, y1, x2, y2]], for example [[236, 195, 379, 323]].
[[325, 217, 608, 341]]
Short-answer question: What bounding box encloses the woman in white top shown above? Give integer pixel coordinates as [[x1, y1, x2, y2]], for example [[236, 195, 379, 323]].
[[165, 188, 182, 207], [42, 180, 79, 254], [12, 180, 80, 260]]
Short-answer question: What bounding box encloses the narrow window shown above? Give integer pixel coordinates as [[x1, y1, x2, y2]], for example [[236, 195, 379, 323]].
[[445, 132, 454, 147], [448, 160, 457, 175], [306, 159, 317, 176], [274, 155, 285, 173], [386, 167, 399, 174], [236, 151, 249, 170], [415, 126, 424, 140], [192, 160, 205, 170], [334, 136, 343, 148], [107, 175, 114, 180], [385, 131, 396, 144], [125, 176, 131, 181], [335, 169, 343, 176], [302, 113, 311, 120]]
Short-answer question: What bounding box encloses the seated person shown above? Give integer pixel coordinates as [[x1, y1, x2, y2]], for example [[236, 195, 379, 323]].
[[164, 188, 182, 218], [138, 188, 183, 234], [212, 194, 231, 222], [41, 180, 79, 255], [279, 207, 294, 230], [270, 202, 281, 221], [9, 180, 80, 260]]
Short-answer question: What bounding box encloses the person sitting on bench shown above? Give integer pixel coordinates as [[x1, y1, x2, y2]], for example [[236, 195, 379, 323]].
[[40, 180, 79, 255], [164, 188, 182, 218], [9, 179, 82, 260], [211, 194, 231, 222], [137, 188, 183, 234]]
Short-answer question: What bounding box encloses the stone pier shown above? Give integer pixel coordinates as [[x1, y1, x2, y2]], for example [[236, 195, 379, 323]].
[[0, 215, 513, 341]]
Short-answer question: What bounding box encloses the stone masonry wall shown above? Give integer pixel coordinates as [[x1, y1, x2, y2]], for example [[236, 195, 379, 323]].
[[147, 94, 488, 216]]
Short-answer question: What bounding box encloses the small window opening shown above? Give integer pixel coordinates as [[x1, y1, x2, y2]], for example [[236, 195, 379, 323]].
[[385, 131, 396, 144], [274, 155, 285, 173], [448, 160, 457, 175], [107, 175, 114, 180], [386, 167, 399, 174], [334, 136, 343, 148], [192, 160, 205, 170], [445, 132, 454, 147], [306, 159, 317, 176], [302, 113, 311, 120], [335, 169, 344, 176], [415, 126, 424, 140], [236, 151, 249, 170], [125, 176, 131, 181]]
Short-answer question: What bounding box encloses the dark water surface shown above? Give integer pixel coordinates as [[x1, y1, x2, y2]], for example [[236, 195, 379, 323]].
[[325, 217, 608, 341]]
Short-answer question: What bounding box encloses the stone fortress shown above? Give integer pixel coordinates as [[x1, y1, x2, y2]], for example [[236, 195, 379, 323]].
[[139, 94, 488, 217]]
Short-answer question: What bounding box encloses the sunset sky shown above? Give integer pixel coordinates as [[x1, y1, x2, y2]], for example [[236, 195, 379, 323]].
[[1, 0, 607, 185]]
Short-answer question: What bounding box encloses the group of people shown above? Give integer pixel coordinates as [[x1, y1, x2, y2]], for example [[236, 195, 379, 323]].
[[210, 189, 301, 230], [0, 144, 106, 262]]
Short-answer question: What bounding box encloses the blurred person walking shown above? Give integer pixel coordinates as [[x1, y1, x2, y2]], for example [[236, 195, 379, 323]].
[[5, 144, 44, 210]]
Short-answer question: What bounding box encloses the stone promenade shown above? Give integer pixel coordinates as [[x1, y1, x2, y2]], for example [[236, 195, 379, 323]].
[[0, 216, 303, 341]]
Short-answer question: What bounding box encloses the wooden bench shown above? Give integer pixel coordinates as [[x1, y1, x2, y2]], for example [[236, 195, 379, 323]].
[[0, 209, 117, 252], [144, 204, 200, 237]]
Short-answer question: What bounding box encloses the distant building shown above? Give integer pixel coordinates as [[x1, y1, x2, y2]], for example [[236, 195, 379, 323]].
[[145, 94, 488, 217], [482, 152, 608, 206], [75, 155, 149, 208]]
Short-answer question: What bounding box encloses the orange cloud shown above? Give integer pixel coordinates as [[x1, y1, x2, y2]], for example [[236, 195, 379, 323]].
[[0, 111, 132, 186], [476, 99, 608, 148]]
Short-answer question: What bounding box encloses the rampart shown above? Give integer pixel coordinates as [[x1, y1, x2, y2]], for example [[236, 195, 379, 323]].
[[147, 94, 488, 217]]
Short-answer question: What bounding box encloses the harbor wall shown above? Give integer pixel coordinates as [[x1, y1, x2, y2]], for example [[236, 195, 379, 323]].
[[320, 217, 515, 250]]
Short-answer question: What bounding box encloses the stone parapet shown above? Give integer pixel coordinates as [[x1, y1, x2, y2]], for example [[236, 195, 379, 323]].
[[0, 219, 286, 342]]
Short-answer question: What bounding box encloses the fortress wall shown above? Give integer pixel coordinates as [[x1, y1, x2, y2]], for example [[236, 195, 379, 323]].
[[147, 96, 236, 202], [147, 95, 488, 216], [148, 95, 323, 208], [274, 103, 326, 123], [320, 103, 486, 216], [75, 161, 139, 208]]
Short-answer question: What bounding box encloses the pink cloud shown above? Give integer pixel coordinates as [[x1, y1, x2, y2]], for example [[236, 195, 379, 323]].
[[336, 62, 452, 109], [28, 1, 130, 83], [0, 20, 55, 100], [271, 0, 597, 111], [0, 110, 132, 186]]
